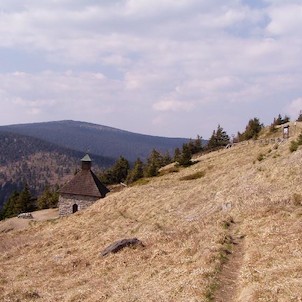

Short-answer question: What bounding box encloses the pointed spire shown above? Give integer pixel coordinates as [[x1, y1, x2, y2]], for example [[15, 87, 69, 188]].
[[81, 154, 92, 162], [81, 154, 92, 170]]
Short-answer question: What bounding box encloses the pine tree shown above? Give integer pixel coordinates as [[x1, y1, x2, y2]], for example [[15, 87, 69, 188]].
[[162, 151, 172, 166], [144, 149, 164, 177], [188, 135, 203, 154], [207, 129, 217, 150], [272, 114, 290, 126], [126, 158, 144, 184], [207, 125, 229, 150], [239, 118, 263, 141], [173, 147, 181, 162], [297, 112, 302, 122], [194, 135, 203, 153], [37, 186, 59, 209], [99, 156, 130, 184], [111, 156, 130, 183], [216, 125, 230, 147], [14, 184, 33, 214], [0, 191, 20, 219], [178, 143, 192, 167]]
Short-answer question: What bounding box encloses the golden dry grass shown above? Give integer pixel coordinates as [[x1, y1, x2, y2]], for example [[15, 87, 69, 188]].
[[0, 123, 302, 301], [0, 209, 59, 233]]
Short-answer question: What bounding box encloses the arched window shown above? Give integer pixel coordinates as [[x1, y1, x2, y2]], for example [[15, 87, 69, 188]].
[[72, 204, 78, 213]]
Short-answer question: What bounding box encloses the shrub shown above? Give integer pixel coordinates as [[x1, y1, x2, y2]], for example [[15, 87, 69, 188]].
[[290, 141, 299, 153], [292, 193, 302, 206], [180, 171, 205, 181], [158, 166, 179, 176], [130, 178, 150, 186], [289, 132, 302, 152], [257, 153, 265, 161]]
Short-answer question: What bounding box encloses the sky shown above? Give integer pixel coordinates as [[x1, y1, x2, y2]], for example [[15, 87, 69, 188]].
[[0, 0, 302, 139]]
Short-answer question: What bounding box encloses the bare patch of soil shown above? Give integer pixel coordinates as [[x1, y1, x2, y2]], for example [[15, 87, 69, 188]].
[[214, 233, 245, 302]]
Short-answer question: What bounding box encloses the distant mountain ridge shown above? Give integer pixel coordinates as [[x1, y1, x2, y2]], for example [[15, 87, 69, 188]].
[[0, 120, 190, 162]]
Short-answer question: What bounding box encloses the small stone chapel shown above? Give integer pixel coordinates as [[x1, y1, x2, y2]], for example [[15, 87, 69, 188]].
[[58, 154, 109, 216]]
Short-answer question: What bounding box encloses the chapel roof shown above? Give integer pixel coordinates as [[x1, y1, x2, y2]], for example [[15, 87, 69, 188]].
[[59, 155, 109, 198]]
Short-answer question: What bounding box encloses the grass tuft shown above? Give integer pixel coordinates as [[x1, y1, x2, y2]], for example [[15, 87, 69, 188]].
[[179, 171, 205, 181]]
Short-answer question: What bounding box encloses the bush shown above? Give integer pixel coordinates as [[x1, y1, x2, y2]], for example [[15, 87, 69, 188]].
[[290, 141, 299, 153], [180, 171, 205, 181], [129, 178, 150, 186], [239, 117, 263, 141], [292, 193, 302, 206], [289, 132, 302, 152], [158, 166, 180, 176]]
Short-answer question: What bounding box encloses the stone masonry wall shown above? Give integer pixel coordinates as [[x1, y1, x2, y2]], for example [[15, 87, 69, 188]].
[[58, 194, 99, 216]]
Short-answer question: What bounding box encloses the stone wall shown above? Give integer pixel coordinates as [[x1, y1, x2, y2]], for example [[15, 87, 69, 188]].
[[58, 194, 99, 216]]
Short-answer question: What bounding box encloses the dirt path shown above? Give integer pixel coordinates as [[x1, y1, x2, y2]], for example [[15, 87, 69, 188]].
[[213, 233, 245, 302]]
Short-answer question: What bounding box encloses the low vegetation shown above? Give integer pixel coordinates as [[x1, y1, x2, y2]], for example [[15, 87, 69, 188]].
[[289, 132, 302, 152], [179, 171, 206, 181], [1, 121, 302, 301]]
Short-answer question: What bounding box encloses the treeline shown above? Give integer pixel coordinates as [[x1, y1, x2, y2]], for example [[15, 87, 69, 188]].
[[0, 185, 59, 220], [98, 128, 227, 185], [98, 112, 297, 187]]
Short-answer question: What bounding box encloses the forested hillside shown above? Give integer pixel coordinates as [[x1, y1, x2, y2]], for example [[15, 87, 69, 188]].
[[0, 120, 190, 162], [0, 131, 115, 210]]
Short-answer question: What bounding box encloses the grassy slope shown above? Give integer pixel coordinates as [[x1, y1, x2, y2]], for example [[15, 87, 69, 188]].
[[0, 123, 302, 302]]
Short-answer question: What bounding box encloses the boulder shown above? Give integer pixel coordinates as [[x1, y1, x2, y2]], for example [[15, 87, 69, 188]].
[[17, 212, 33, 219], [101, 238, 144, 256]]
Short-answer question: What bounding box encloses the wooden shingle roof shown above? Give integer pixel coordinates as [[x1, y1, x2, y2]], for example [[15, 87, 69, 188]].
[[59, 169, 109, 198]]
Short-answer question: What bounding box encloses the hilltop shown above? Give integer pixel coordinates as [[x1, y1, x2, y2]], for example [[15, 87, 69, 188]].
[[0, 122, 301, 301]]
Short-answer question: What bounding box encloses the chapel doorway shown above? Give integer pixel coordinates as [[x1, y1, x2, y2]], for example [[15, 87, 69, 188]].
[[72, 204, 78, 213]]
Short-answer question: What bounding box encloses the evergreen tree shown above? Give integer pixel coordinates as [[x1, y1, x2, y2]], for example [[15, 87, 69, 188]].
[[162, 151, 172, 166], [0, 185, 35, 220], [99, 156, 130, 184], [297, 112, 302, 122], [0, 191, 20, 220], [37, 186, 59, 209], [207, 129, 217, 150], [194, 135, 203, 153], [184, 135, 203, 155], [126, 158, 144, 184], [178, 143, 192, 167], [173, 147, 181, 162], [14, 184, 33, 213], [207, 125, 230, 150], [239, 118, 263, 141], [144, 149, 165, 177], [273, 114, 290, 126], [111, 156, 130, 183]]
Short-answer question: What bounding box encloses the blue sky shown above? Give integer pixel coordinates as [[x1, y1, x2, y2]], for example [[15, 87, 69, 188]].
[[0, 0, 302, 138]]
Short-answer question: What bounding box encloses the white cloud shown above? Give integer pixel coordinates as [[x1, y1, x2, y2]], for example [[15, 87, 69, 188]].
[[0, 0, 302, 137], [266, 4, 302, 36], [286, 98, 302, 119], [153, 99, 195, 112]]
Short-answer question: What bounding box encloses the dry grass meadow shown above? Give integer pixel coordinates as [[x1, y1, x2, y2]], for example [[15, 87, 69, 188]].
[[1, 123, 302, 302]]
